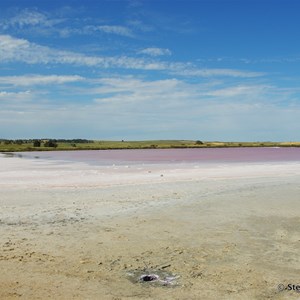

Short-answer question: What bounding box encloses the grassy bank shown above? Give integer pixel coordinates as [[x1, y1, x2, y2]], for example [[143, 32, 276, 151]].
[[1, 139, 300, 152]]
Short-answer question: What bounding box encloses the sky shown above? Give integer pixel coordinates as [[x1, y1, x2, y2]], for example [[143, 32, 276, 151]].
[[1, 0, 300, 141]]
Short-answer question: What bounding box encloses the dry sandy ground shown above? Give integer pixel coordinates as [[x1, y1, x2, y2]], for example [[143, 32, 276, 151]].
[[1, 154, 300, 299]]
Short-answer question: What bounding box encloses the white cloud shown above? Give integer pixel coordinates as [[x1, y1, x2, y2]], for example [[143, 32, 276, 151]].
[[0, 90, 32, 101], [55, 25, 135, 38], [93, 25, 134, 37], [92, 77, 202, 107], [1, 73, 298, 140], [90, 78, 278, 116], [0, 9, 63, 30], [207, 85, 272, 97], [0, 75, 84, 86], [127, 20, 154, 32], [0, 34, 151, 68], [11, 10, 48, 27], [0, 35, 264, 78], [139, 47, 172, 56], [171, 67, 264, 78], [0, 35, 165, 70], [0, 34, 57, 64]]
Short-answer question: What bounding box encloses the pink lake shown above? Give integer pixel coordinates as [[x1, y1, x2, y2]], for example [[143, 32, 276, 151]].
[[15, 147, 300, 166]]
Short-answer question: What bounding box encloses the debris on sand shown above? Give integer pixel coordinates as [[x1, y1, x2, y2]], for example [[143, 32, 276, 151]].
[[126, 268, 180, 287]]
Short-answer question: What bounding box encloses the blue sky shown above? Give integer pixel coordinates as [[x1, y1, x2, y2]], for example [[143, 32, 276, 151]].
[[1, 0, 300, 141]]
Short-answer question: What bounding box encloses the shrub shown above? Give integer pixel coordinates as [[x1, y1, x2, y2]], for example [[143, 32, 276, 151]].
[[33, 140, 41, 147], [44, 140, 58, 148]]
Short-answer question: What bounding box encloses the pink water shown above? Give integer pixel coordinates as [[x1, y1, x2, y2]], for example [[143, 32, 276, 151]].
[[17, 147, 300, 166]]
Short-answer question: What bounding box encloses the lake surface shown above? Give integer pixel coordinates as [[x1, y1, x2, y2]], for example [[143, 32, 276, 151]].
[[13, 147, 300, 166]]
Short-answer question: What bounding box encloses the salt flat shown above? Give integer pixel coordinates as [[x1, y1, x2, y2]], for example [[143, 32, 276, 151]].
[[1, 154, 300, 299]]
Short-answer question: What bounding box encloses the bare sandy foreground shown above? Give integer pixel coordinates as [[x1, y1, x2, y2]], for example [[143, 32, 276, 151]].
[[1, 154, 300, 299]]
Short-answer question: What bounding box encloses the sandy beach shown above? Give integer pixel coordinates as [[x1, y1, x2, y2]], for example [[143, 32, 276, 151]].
[[1, 153, 300, 299]]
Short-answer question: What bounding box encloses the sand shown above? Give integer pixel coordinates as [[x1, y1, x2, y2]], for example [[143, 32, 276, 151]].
[[1, 153, 300, 299]]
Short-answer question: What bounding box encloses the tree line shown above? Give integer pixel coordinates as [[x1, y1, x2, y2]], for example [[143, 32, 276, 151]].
[[0, 139, 93, 147]]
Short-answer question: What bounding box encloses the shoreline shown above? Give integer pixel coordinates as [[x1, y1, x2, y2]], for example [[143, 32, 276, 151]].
[[1, 153, 300, 190]]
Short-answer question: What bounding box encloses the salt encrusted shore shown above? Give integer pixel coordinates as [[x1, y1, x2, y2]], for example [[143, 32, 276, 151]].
[[1, 154, 300, 299], [1, 153, 300, 189]]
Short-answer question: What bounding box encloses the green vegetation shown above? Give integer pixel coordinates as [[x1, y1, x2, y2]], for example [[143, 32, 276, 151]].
[[43, 140, 58, 148], [0, 139, 300, 152]]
